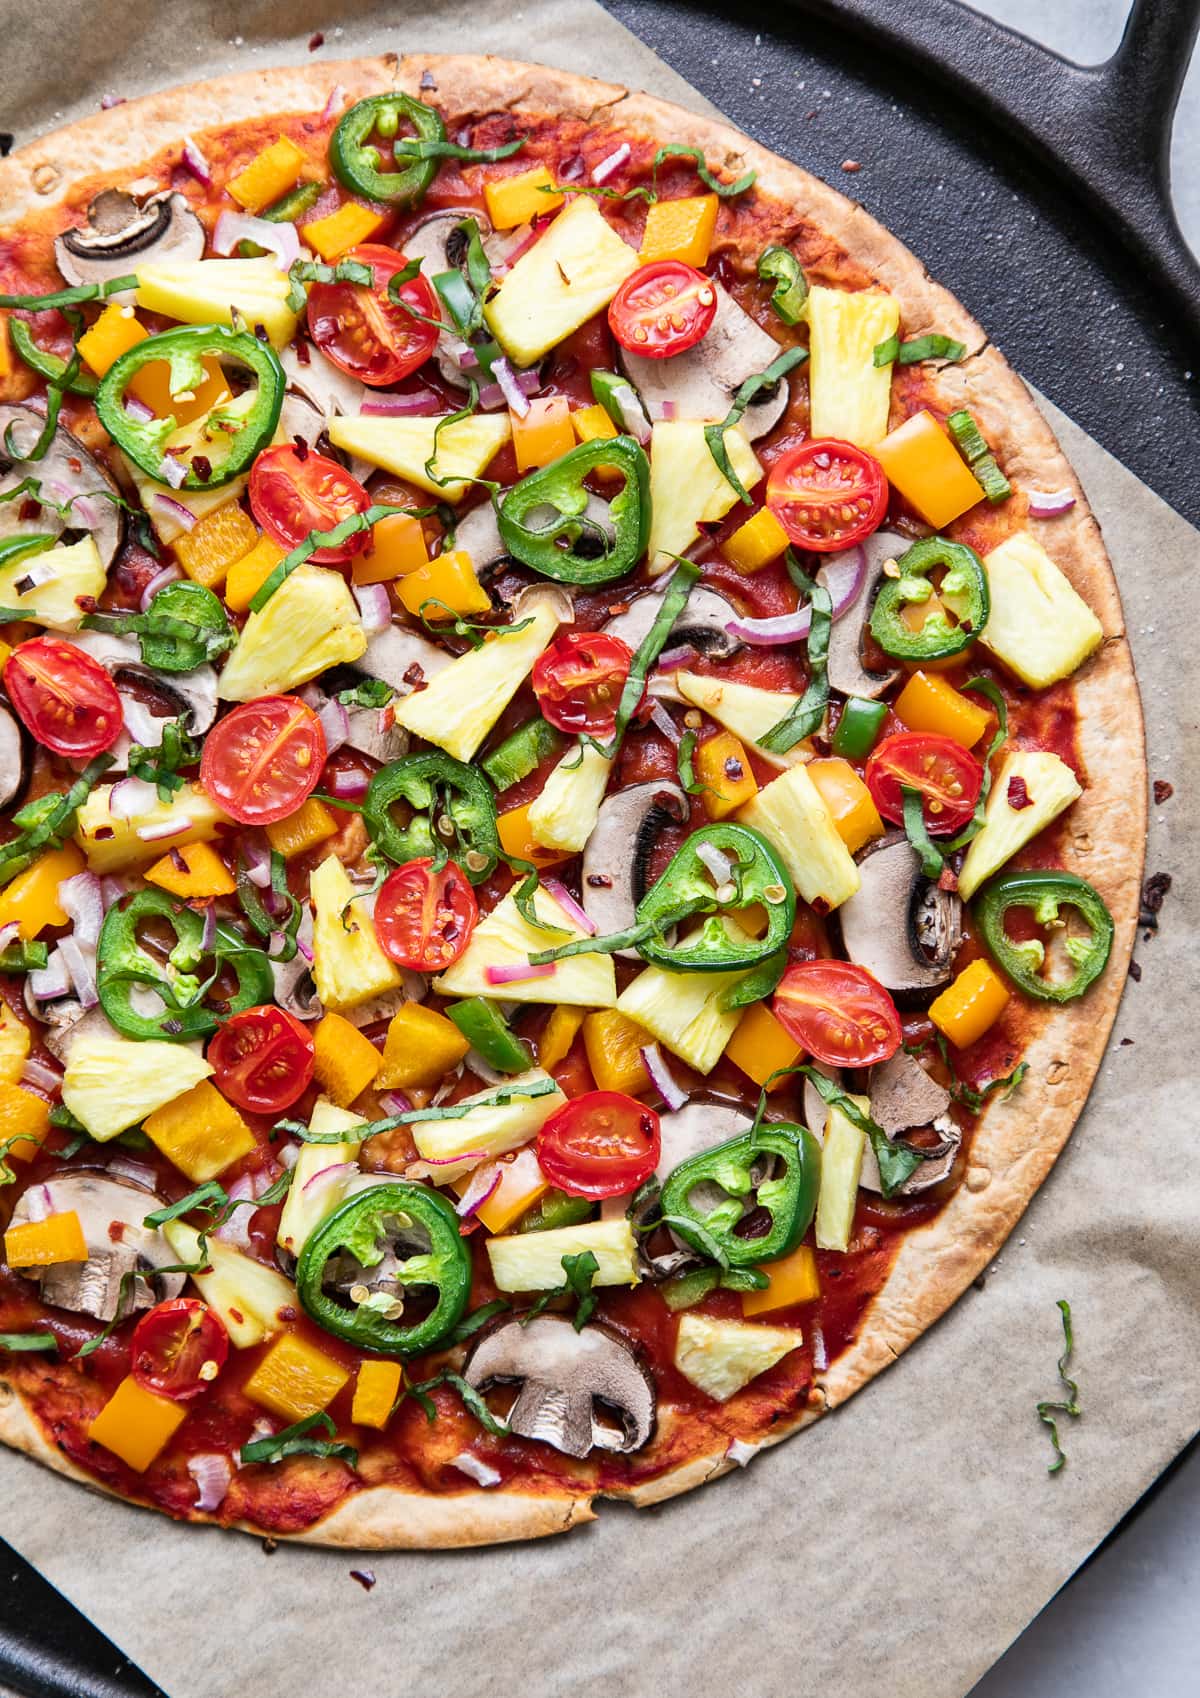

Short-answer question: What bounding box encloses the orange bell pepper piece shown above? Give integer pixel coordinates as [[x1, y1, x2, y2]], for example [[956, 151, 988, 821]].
[[228, 136, 307, 213], [353, 513, 429, 583], [893, 670, 991, 749], [142, 1079, 256, 1182], [874, 410, 985, 529], [223, 533, 287, 612], [302, 202, 386, 262], [5, 1210, 88, 1267], [582, 1009, 652, 1095], [0, 1081, 50, 1162], [484, 166, 563, 229], [88, 1376, 187, 1472], [742, 1244, 820, 1316], [695, 730, 758, 821], [496, 802, 572, 869], [397, 550, 490, 621], [0, 844, 84, 938], [377, 1003, 471, 1090], [723, 506, 789, 574], [538, 1005, 586, 1071], [511, 396, 575, 471], [311, 1012, 383, 1107], [639, 194, 719, 267], [265, 798, 338, 860], [144, 840, 236, 899], [724, 1002, 802, 1090], [243, 1331, 350, 1421], [172, 501, 259, 590], [806, 758, 885, 854], [352, 1358, 403, 1429]]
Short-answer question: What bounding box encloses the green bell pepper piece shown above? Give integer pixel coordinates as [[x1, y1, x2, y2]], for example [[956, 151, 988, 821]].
[[0, 940, 49, 974], [8, 319, 98, 396], [636, 822, 795, 973], [498, 436, 651, 586], [446, 998, 532, 1073], [974, 870, 1113, 1003], [831, 696, 888, 761], [330, 93, 446, 206], [659, 1123, 821, 1268], [262, 179, 324, 222], [480, 716, 563, 792], [363, 752, 499, 882], [515, 1188, 595, 1233], [869, 535, 990, 661]]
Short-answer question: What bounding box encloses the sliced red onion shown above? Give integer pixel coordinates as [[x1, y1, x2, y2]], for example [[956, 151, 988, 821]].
[[301, 1160, 354, 1196], [181, 137, 212, 186], [456, 1162, 501, 1219], [655, 643, 698, 672], [58, 872, 104, 949], [0, 921, 20, 954], [639, 1042, 686, 1111], [23, 1184, 53, 1222], [140, 563, 183, 610], [154, 495, 196, 535], [723, 544, 865, 644], [100, 876, 129, 910], [450, 1451, 502, 1487], [157, 453, 188, 490], [726, 1438, 763, 1467], [820, 544, 868, 619], [477, 382, 506, 412], [326, 765, 369, 800], [136, 814, 194, 842], [109, 775, 158, 820], [810, 1319, 828, 1372], [317, 698, 350, 754], [321, 83, 346, 123], [492, 355, 531, 419], [559, 152, 586, 183], [591, 142, 631, 185], [540, 878, 596, 936], [295, 931, 314, 965], [200, 903, 218, 955], [353, 582, 391, 634], [360, 388, 443, 416], [188, 1453, 233, 1512], [123, 393, 155, 423], [29, 952, 71, 1002], [20, 1055, 63, 1095], [484, 961, 557, 986], [239, 836, 272, 888], [502, 222, 544, 266], [212, 210, 301, 271], [1027, 487, 1077, 518], [695, 840, 734, 887], [58, 936, 98, 1008], [647, 701, 681, 746], [378, 1090, 412, 1118], [659, 399, 678, 421]]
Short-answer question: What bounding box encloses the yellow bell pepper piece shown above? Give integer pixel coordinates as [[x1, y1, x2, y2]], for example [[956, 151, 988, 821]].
[[266, 797, 338, 859], [0, 844, 84, 938], [301, 202, 386, 262], [511, 396, 575, 472], [172, 500, 259, 591], [312, 1012, 383, 1107], [582, 1009, 652, 1095], [538, 1004, 586, 1070], [352, 1358, 403, 1430], [353, 512, 429, 584], [570, 404, 622, 481], [0, 1004, 31, 1086], [5, 1209, 87, 1267], [88, 1376, 187, 1473], [144, 840, 236, 899], [929, 958, 1010, 1049], [723, 505, 789, 575], [874, 410, 985, 530], [142, 1079, 256, 1182], [724, 1001, 802, 1091], [228, 136, 307, 213], [244, 1330, 350, 1421], [377, 1003, 471, 1090], [78, 304, 226, 421], [397, 550, 490, 621], [695, 730, 758, 821], [806, 757, 885, 854], [893, 669, 991, 749], [639, 193, 719, 267], [484, 166, 563, 230], [0, 1080, 49, 1161], [0, 314, 11, 381], [741, 1243, 820, 1316], [223, 532, 287, 613], [497, 802, 572, 869]]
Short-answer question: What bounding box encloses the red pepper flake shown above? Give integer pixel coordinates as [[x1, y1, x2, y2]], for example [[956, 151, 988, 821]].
[[586, 873, 612, 889], [295, 341, 311, 366], [841, 159, 862, 173], [94, 826, 115, 841], [1128, 960, 1142, 982], [18, 498, 41, 521], [293, 436, 310, 462], [350, 1569, 377, 1591], [191, 455, 212, 483], [938, 865, 959, 893], [308, 30, 325, 49], [1007, 775, 1033, 810], [403, 663, 425, 686], [278, 1305, 297, 1323], [108, 1221, 127, 1243], [724, 758, 745, 781], [229, 1306, 245, 1325], [1153, 779, 1173, 804]]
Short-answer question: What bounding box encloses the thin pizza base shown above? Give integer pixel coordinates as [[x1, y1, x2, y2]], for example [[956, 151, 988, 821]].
[[0, 54, 1146, 1548]]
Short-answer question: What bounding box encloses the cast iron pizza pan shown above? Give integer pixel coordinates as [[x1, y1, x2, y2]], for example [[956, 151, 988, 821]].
[[1, 1, 1197, 1692]]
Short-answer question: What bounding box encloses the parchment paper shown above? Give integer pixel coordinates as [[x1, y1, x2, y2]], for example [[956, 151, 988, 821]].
[[1, 6, 1196, 1697]]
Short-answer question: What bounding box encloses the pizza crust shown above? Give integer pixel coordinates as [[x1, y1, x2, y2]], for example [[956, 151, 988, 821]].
[[0, 54, 1145, 1546]]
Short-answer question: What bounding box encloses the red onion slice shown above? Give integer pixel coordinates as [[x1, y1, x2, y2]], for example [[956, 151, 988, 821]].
[[724, 543, 865, 644], [212, 210, 301, 271], [58, 871, 104, 949], [353, 582, 391, 633], [591, 142, 631, 185], [153, 494, 196, 532], [361, 388, 444, 417], [135, 814, 194, 842], [492, 355, 531, 418], [378, 1090, 412, 1117], [321, 84, 346, 123], [188, 1453, 233, 1512], [200, 903, 218, 955], [29, 951, 71, 1002], [484, 961, 557, 986], [655, 643, 699, 672], [540, 878, 596, 936], [20, 1055, 64, 1095], [455, 1161, 501, 1219], [140, 563, 183, 609], [0, 921, 19, 954], [109, 775, 159, 820], [123, 394, 155, 423], [1027, 487, 1077, 518], [317, 698, 350, 754], [647, 701, 681, 746], [558, 152, 586, 183], [450, 1451, 502, 1487], [181, 137, 212, 185], [326, 766, 369, 800], [639, 1042, 686, 1111], [58, 937, 97, 1008]]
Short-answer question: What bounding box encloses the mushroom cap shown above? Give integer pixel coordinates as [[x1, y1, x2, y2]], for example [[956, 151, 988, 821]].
[[860, 1049, 959, 1195], [602, 578, 741, 660], [342, 704, 410, 766], [454, 500, 510, 576], [54, 189, 204, 287], [464, 1314, 656, 1458], [822, 530, 905, 701], [0, 702, 29, 810], [351, 622, 453, 693], [8, 1172, 186, 1321], [68, 630, 218, 742], [655, 1095, 755, 1181], [838, 834, 963, 996], [279, 342, 369, 425], [0, 404, 123, 569], [580, 779, 688, 952]]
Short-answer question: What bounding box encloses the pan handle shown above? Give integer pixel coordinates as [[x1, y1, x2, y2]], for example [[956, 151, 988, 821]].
[[792, 0, 1200, 344]]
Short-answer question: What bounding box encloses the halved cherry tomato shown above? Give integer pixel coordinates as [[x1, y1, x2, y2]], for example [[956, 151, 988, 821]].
[[3, 636, 122, 758], [865, 731, 983, 836], [773, 959, 901, 1068], [307, 243, 440, 387], [532, 631, 638, 738], [249, 445, 371, 563], [200, 695, 325, 826], [608, 260, 718, 359], [537, 1090, 661, 1199], [374, 858, 478, 972], [207, 1004, 315, 1114], [131, 1298, 229, 1402], [766, 439, 888, 552]]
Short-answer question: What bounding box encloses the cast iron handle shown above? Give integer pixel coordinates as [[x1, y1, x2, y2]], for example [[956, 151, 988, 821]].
[[793, 0, 1200, 345]]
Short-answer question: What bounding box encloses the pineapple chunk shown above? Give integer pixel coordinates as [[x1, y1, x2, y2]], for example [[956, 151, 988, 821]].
[[616, 927, 748, 1073], [484, 197, 639, 366], [328, 413, 511, 504], [647, 421, 763, 573], [310, 854, 404, 1012], [676, 672, 812, 770], [163, 1221, 296, 1348], [410, 1068, 566, 1182], [75, 782, 227, 874], [980, 532, 1104, 687], [814, 1094, 868, 1253], [0, 1002, 30, 1084], [391, 593, 566, 762], [738, 763, 860, 911], [486, 1217, 639, 1292], [674, 1313, 802, 1402], [276, 1102, 366, 1259], [135, 257, 299, 348], [217, 562, 365, 700], [0, 536, 104, 631], [61, 1035, 212, 1142], [527, 743, 615, 854], [807, 284, 900, 448], [957, 750, 1082, 900], [435, 884, 617, 1008]]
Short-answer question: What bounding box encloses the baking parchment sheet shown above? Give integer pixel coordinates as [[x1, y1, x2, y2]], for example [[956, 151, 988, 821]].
[[0, 4, 1196, 1696]]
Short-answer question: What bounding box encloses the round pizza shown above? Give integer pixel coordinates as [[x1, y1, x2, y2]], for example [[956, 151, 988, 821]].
[[0, 53, 1144, 1547]]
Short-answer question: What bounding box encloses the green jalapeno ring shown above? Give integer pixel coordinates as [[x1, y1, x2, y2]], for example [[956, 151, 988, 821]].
[[330, 93, 445, 206], [297, 1182, 472, 1356], [8, 319, 98, 397], [974, 870, 1114, 1003], [658, 1124, 820, 1268], [95, 324, 285, 490], [635, 823, 796, 974], [497, 437, 651, 587], [363, 752, 500, 882], [869, 536, 990, 661]]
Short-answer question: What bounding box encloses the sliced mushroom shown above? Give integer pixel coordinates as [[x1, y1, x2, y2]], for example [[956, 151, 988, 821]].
[[655, 1095, 755, 1181], [343, 705, 410, 765], [581, 780, 688, 950], [35, 999, 116, 1063], [508, 581, 576, 627], [619, 282, 788, 439], [0, 405, 123, 568], [838, 834, 963, 995], [454, 500, 510, 577], [54, 189, 204, 288], [271, 908, 321, 1022], [859, 1050, 960, 1195], [402, 207, 523, 390], [67, 630, 218, 745], [464, 1314, 656, 1458], [602, 578, 741, 660], [340, 975, 426, 1029], [7, 1173, 186, 1322], [350, 623, 453, 695], [0, 703, 29, 809], [279, 392, 327, 454], [822, 530, 905, 701]]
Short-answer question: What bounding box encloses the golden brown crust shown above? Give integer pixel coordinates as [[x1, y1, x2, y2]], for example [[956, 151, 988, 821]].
[[0, 53, 1146, 1545]]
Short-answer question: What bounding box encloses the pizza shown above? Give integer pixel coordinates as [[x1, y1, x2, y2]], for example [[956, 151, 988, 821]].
[[0, 53, 1143, 1548]]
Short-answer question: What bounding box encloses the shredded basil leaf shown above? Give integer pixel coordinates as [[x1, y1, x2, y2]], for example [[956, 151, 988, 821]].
[[408, 1369, 509, 1436], [285, 255, 373, 313], [929, 1030, 1028, 1113], [249, 501, 408, 610], [0, 1330, 58, 1354], [0, 275, 138, 311], [873, 332, 967, 367], [337, 678, 395, 709], [1036, 1299, 1080, 1474], [521, 1250, 600, 1331], [760, 553, 831, 753], [944, 676, 1008, 850], [395, 135, 526, 164], [447, 1298, 510, 1345], [703, 347, 809, 505], [901, 784, 945, 879], [799, 1065, 923, 1196], [240, 1411, 359, 1469], [653, 144, 756, 198]]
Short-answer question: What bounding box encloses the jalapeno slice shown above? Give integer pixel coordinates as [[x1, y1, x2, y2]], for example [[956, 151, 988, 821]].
[[659, 1124, 821, 1268], [869, 536, 990, 660], [363, 752, 500, 882], [636, 822, 795, 973], [330, 93, 446, 206], [95, 324, 285, 490], [296, 1182, 471, 1355], [497, 437, 651, 586], [974, 870, 1114, 1002]]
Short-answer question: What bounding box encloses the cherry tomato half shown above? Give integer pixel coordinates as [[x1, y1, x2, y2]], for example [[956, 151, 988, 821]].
[[208, 1004, 315, 1114], [766, 438, 888, 552], [773, 959, 902, 1068], [374, 858, 478, 972], [307, 243, 441, 388], [537, 1090, 661, 1199], [608, 260, 718, 359], [3, 636, 122, 758], [532, 630, 638, 738], [131, 1298, 229, 1402], [200, 695, 325, 826], [249, 444, 371, 563], [865, 731, 984, 836]]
